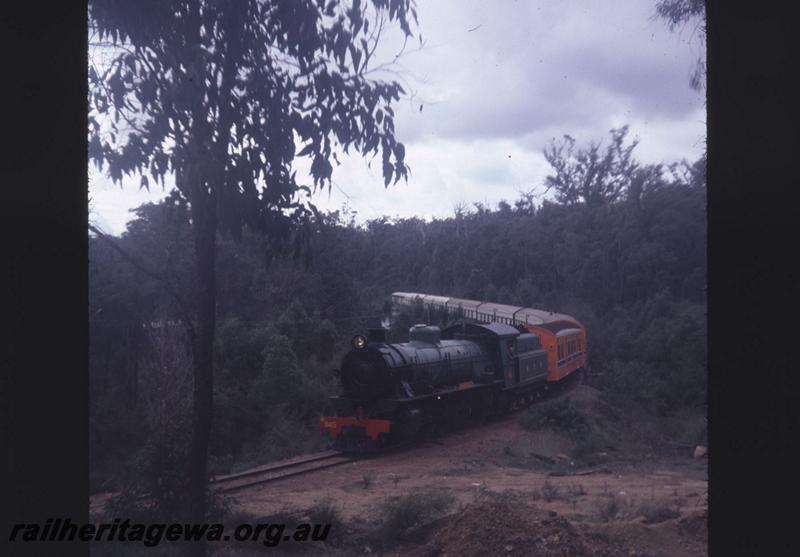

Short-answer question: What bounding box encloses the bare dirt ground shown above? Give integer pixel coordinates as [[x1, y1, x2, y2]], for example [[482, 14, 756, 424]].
[[90, 386, 707, 556], [225, 386, 707, 556]]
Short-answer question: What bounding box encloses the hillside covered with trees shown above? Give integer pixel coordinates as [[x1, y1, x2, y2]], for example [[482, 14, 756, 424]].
[[89, 128, 706, 501]]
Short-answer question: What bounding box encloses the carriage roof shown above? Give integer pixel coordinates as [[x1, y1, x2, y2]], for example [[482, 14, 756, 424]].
[[391, 292, 584, 329]]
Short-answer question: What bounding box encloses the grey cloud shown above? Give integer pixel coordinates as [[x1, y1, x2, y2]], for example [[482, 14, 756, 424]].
[[89, 0, 705, 232], [391, 0, 702, 146]]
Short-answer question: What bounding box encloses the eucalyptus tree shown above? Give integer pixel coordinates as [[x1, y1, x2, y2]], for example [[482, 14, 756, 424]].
[[542, 127, 662, 208], [654, 0, 706, 91], [88, 0, 417, 537]]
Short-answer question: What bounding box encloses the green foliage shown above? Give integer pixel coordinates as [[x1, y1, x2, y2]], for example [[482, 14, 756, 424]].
[[521, 398, 590, 438], [211, 324, 336, 465], [89, 0, 416, 241], [654, 0, 706, 91], [519, 396, 619, 464], [600, 295, 707, 413], [543, 126, 664, 207], [277, 299, 338, 362], [374, 488, 455, 543], [89, 130, 705, 496], [539, 480, 562, 502], [638, 498, 681, 524], [595, 493, 636, 522], [655, 0, 704, 32], [89, 0, 419, 522], [308, 499, 342, 528], [307, 499, 344, 545], [101, 326, 195, 518]]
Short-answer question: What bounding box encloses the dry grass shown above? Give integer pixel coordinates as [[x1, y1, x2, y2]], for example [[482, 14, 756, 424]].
[[638, 498, 681, 524], [595, 493, 637, 522], [373, 488, 456, 543], [540, 480, 562, 502], [360, 472, 374, 490]]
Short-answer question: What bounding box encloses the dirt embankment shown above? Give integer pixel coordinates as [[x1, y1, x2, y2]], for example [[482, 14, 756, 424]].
[[89, 386, 706, 555], [396, 497, 707, 557], [221, 385, 707, 556]]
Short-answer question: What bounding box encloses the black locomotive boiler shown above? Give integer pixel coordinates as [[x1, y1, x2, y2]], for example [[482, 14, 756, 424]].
[[320, 321, 568, 452]]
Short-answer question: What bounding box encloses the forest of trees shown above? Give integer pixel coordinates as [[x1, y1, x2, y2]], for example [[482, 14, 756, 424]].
[[88, 0, 419, 535], [86, 5, 706, 546], [89, 127, 706, 510]]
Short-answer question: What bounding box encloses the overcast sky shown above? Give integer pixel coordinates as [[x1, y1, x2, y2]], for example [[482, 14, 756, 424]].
[[89, 0, 705, 235]]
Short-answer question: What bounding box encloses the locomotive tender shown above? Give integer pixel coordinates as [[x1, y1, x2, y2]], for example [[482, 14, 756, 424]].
[[319, 292, 588, 451]]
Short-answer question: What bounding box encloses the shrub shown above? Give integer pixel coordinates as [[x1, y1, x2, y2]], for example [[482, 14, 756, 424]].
[[540, 480, 562, 502], [308, 499, 341, 526], [375, 488, 456, 543], [360, 472, 374, 490], [520, 398, 590, 438], [595, 494, 636, 522], [638, 499, 681, 524], [307, 499, 343, 544], [567, 482, 586, 497]]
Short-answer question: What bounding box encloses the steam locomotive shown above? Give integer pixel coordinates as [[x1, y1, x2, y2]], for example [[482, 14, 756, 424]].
[[319, 293, 587, 452]]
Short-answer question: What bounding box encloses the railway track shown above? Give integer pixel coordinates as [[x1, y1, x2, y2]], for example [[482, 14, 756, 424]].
[[90, 451, 359, 512], [210, 450, 359, 493], [91, 379, 583, 510]]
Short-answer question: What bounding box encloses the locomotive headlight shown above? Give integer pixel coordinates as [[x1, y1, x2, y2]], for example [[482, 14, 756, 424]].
[[352, 334, 368, 350]]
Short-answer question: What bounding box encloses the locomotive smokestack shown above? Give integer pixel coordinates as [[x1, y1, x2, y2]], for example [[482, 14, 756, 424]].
[[368, 327, 388, 343]]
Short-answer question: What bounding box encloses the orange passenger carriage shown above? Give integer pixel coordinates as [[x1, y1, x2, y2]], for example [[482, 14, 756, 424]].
[[524, 321, 587, 381]]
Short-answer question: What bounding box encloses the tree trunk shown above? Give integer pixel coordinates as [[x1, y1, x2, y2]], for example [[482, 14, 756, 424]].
[[185, 181, 218, 557], [184, 11, 234, 550]]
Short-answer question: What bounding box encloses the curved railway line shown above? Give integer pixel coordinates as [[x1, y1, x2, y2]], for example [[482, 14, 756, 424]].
[[209, 377, 579, 494], [210, 450, 360, 493], [90, 451, 360, 513], [89, 375, 582, 516]]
